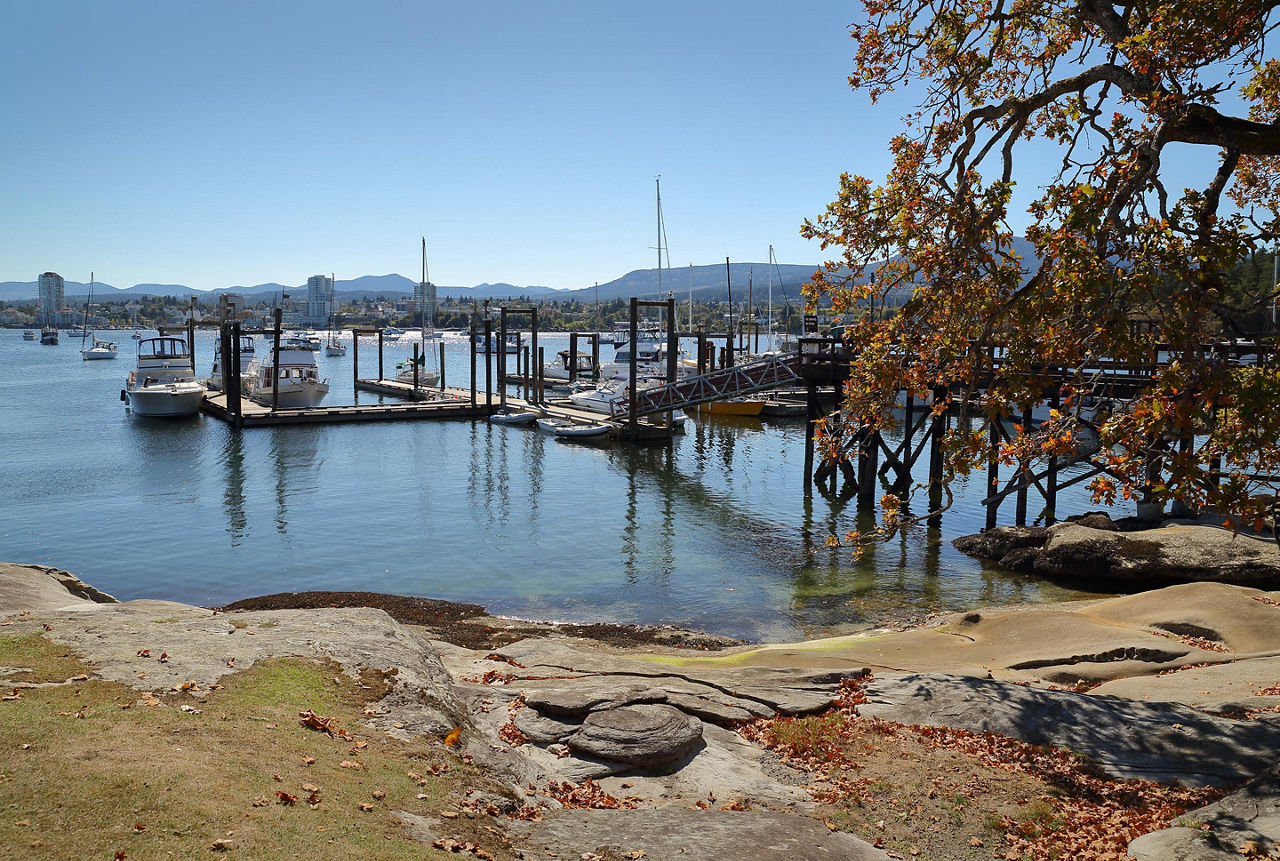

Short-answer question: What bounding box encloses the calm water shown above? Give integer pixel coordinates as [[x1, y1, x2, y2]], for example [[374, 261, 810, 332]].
[[0, 329, 1109, 641]]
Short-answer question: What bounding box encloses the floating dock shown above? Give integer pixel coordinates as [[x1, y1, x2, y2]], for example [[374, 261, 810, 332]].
[[200, 388, 485, 427]]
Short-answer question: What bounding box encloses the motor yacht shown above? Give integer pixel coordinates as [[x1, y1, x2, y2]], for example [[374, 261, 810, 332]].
[[122, 335, 205, 417], [245, 336, 330, 408]]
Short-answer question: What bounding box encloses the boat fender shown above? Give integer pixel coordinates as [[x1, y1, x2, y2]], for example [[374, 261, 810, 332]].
[[120, 389, 127, 402]]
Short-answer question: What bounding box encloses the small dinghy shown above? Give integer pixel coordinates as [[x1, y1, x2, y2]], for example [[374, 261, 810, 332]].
[[536, 417, 611, 439], [488, 410, 539, 426]]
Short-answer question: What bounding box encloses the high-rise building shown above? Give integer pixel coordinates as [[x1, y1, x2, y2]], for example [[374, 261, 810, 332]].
[[38, 272, 64, 325], [305, 275, 333, 326]]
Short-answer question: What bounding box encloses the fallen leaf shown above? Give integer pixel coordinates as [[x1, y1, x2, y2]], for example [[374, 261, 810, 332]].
[[444, 727, 461, 747], [358, 803, 373, 812], [276, 791, 298, 805]]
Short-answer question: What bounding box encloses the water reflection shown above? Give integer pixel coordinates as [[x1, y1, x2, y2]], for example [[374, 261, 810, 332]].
[[267, 426, 322, 534], [221, 431, 246, 544]]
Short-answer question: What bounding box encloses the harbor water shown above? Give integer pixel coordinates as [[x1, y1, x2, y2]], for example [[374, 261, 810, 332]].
[[0, 329, 1110, 641]]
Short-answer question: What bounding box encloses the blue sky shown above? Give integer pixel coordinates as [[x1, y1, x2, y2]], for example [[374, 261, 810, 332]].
[[3, 1, 904, 292]]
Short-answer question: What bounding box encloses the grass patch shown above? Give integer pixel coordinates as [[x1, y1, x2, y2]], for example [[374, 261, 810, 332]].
[[0, 633, 87, 683], [0, 636, 510, 860]]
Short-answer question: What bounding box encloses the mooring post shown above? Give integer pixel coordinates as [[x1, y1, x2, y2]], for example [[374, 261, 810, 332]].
[[187, 318, 196, 372], [1045, 385, 1060, 525], [351, 328, 359, 389], [537, 346, 545, 405], [804, 383, 818, 495], [1015, 403, 1032, 525], [230, 321, 243, 428], [927, 386, 946, 528], [857, 424, 879, 511], [271, 308, 282, 411], [531, 308, 539, 403], [413, 342, 420, 391], [469, 321, 477, 406], [628, 297, 639, 437], [895, 392, 916, 494], [484, 317, 493, 412], [377, 329, 384, 383], [499, 309, 508, 413], [218, 322, 232, 395], [985, 418, 1000, 529]]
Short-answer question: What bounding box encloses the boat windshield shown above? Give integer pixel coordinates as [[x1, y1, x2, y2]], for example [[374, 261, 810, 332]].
[[138, 337, 189, 359]]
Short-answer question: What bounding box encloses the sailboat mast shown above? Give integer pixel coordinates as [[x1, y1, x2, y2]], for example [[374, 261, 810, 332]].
[[767, 246, 774, 345], [82, 272, 93, 347], [688, 263, 693, 331], [655, 176, 663, 299]]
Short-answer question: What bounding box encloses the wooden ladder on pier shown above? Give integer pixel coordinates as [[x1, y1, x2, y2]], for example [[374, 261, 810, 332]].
[[613, 353, 803, 419]]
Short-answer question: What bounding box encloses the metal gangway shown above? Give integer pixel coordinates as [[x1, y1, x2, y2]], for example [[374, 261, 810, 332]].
[[613, 352, 803, 419]]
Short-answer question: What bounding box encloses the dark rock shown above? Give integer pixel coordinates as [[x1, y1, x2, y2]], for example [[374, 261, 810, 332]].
[[1068, 512, 1120, 531], [998, 546, 1041, 573], [567, 704, 703, 766], [952, 526, 1049, 561]]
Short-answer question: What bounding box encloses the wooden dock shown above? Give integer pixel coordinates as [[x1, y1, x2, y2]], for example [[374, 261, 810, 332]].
[[200, 387, 485, 427]]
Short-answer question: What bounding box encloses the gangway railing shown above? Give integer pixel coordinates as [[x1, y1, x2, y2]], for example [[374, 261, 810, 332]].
[[613, 352, 803, 418]]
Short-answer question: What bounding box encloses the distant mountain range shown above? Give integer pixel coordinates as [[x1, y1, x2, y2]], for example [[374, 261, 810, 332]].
[[0, 263, 823, 305], [1, 240, 1040, 305]]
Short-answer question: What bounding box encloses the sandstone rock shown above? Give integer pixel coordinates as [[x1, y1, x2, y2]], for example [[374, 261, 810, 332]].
[[663, 692, 756, 725], [524, 683, 668, 717], [513, 706, 581, 744], [567, 703, 703, 766], [1036, 523, 1280, 586], [510, 808, 889, 861], [1129, 760, 1280, 859], [859, 672, 1280, 785]]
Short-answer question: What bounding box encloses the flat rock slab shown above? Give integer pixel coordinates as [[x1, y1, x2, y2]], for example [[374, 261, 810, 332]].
[[511, 807, 888, 860], [12, 599, 465, 739], [568, 703, 703, 766], [860, 673, 1280, 786], [524, 682, 668, 716], [1130, 761, 1280, 859]]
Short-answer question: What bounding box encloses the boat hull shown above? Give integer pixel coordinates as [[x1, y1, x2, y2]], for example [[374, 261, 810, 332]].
[[246, 380, 330, 409], [125, 382, 205, 417]]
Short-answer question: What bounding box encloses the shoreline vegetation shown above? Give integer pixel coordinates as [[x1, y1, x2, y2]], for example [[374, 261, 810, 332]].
[[3, 560, 1279, 859]]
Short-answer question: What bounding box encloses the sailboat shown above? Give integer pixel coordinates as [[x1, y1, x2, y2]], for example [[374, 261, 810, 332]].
[[80, 273, 118, 360], [395, 239, 440, 387], [324, 273, 346, 356]]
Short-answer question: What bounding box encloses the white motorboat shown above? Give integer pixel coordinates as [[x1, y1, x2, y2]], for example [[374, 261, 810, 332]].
[[122, 335, 206, 417], [394, 354, 440, 387], [488, 410, 540, 426], [245, 336, 330, 408], [542, 350, 598, 382], [473, 331, 520, 354], [599, 339, 687, 380], [81, 336, 119, 360], [206, 334, 255, 390], [22, 331, 35, 341], [568, 374, 665, 416], [536, 417, 611, 439], [382, 326, 406, 342]]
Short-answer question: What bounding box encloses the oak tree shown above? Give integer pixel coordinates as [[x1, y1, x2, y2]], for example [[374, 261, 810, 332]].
[[804, 0, 1280, 530]]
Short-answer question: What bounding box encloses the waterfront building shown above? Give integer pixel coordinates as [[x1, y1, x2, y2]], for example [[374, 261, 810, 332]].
[[38, 272, 64, 325], [305, 275, 333, 327]]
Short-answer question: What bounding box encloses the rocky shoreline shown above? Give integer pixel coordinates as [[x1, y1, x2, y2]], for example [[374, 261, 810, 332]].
[[954, 514, 1280, 589], [3, 560, 1279, 859]]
